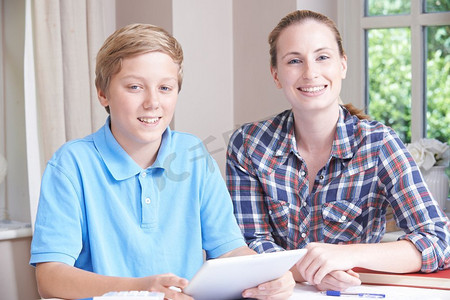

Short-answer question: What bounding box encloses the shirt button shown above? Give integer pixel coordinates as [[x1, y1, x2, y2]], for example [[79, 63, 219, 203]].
[[300, 171, 306, 177], [141, 172, 147, 178], [145, 198, 151, 204], [302, 201, 307, 207], [319, 175, 324, 180], [301, 232, 307, 238], [340, 215, 347, 222]]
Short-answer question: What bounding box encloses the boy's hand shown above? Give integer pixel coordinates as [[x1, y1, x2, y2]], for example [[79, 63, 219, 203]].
[[241, 271, 295, 300], [141, 273, 193, 300]]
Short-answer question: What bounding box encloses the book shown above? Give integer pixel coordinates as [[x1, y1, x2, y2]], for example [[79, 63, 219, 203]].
[[353, 267, 450, 290]]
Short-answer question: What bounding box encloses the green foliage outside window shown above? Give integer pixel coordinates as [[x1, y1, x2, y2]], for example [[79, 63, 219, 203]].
[[426, 25, 450, 144], [368, 28, 412, 143], [426, 0, 450, 13], [367, 0, 410, 15], [366, 0, 449, 145]]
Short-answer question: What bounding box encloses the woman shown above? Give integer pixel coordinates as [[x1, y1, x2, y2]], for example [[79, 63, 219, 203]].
[[226, 10, 450, 291]]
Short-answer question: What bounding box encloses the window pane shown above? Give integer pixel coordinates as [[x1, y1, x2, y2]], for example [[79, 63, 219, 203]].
[[366, 0, 410, 16], [367, 28, 412, 143], [426, 25, 450, 144], [425, 0, 450, 13]]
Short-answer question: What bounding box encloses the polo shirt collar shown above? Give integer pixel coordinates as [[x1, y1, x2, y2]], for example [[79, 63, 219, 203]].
[[93, 117, 171, 180], [151, 127, 172, 169]]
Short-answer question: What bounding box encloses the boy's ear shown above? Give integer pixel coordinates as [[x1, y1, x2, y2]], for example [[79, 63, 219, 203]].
[[97, 88, 109, 108]]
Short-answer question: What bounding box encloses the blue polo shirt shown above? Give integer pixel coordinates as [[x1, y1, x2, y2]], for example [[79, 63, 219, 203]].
[[30, 118, 246, 279]]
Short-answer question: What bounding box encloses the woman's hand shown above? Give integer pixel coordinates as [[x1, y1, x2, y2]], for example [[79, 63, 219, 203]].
[[314, 270, 361, 291], [297, 242, 362, 286], [241, 271, 296, 300]]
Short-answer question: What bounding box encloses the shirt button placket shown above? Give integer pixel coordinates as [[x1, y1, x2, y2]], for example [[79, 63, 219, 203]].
[[140, 171, 152, 204], [142, 172, 151, 205], [140, 170, 154, 227]]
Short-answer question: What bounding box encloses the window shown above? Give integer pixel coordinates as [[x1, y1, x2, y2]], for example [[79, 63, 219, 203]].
[[338, 0, 449, 144]]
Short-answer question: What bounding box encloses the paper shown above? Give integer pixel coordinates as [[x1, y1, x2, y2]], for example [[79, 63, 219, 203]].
[[93, 291, 164, 300]]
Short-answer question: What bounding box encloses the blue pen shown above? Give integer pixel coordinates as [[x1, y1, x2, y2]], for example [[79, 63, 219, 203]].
[[323, 290, 386, 298]]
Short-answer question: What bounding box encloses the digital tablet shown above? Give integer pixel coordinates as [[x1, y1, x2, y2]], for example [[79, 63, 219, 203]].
[[183, 249, 307, 300]]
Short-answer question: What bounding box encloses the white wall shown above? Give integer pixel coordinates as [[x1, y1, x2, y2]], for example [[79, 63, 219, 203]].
[[116, 0, 172, 31], [233, 0, 295, 128], [0, 236, 39, 300], [172, 0, 234, 176], [297, 0, 337, 21], [1, 2, 39, 300], [0, 0, 6, 219], [2, 0, 29, 223]]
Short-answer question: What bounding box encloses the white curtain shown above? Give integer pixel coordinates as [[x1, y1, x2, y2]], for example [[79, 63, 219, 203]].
[[25, 0, 115, 227]]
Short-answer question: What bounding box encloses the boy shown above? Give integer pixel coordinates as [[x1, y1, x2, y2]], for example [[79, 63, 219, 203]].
[[30, 24, 294, 299]]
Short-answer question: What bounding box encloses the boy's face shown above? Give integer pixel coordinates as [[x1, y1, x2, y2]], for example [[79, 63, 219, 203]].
[[98, 51, 179, 156]]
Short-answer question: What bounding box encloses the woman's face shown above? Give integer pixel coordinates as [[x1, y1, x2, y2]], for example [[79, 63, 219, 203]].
[[271, 20, 347, 113]]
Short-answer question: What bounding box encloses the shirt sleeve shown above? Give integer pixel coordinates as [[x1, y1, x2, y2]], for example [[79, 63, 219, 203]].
[[226, 128, 285, 253], [378, 129, 450, 272], [30, 161, 84, 267], [199, 147, 247, 259]]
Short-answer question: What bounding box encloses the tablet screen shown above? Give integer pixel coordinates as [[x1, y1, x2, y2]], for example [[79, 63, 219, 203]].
[[183, 249, 306, 300]]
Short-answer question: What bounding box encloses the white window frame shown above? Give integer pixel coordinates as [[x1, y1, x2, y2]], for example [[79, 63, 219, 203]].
[[338, 0, 450, 142]]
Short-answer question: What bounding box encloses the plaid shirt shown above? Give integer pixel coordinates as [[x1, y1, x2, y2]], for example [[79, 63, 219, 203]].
[[226, 106, 450, 272]]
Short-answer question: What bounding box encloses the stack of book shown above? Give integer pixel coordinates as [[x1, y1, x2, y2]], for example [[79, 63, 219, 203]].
[[353, 267, 450, 290]]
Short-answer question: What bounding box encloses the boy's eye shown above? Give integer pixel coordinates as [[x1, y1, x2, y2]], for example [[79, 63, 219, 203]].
[[160, 86, 171, 92], [288, 58, 301, 64], [129, 85, 142, 91]]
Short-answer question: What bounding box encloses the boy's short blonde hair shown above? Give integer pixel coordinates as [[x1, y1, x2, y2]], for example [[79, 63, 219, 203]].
[[95, 24, 184, 113]]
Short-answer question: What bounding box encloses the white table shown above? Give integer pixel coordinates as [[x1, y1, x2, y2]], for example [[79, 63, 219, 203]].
[[289, 282, 450, 300]]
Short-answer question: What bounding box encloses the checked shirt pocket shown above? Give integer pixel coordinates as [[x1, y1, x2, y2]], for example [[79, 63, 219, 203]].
[[266, 197, 290, 239], [322, 200, 364, 243]]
